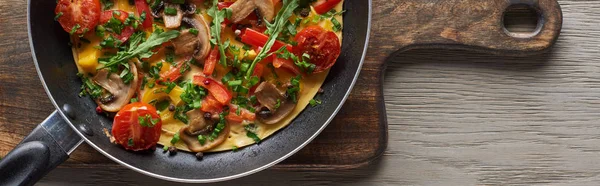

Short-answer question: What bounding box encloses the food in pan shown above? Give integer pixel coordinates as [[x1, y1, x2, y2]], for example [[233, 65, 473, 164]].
[[54, 0, 343, 153]]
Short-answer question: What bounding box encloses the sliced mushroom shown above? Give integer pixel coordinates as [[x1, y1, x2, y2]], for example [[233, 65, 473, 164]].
[[170, 29, 199, 56], [150, 0, 164, 18], [254, 0, 275, 22], [229, 0, 275, 23], [93, 61, 139, 112], [181, 3, 196, 15], [181, 15, 211, 63], [179, 121, 229, 152], [184, 109, 213, 136], [163, 2, 183, 28], [254, 82, 297, 124]]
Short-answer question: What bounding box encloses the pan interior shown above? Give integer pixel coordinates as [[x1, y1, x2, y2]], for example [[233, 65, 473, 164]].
[[28, 0, 370, 182]]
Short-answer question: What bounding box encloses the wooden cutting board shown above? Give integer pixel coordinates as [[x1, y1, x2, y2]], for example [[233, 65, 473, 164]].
[[0, 0, 562, 169]]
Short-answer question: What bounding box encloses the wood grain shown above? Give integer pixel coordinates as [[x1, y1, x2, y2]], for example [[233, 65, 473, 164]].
[[13, 0, 600, 186]]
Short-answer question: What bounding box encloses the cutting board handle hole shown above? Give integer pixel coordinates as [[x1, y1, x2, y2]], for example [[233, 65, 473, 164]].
[[502, 4, 542, 38]]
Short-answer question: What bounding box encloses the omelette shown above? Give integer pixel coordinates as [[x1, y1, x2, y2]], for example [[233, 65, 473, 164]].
[[55, 0, 344, 154]]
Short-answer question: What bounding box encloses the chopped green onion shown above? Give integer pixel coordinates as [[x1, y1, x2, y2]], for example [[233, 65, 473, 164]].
[[170, 133, 180, 144], [228, 80, 242, 86], [164, 7, 178, 15], [189, 28, 199, 35]]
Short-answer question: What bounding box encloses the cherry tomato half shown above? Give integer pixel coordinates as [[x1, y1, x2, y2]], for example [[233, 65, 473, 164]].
[[55, 0, 101, 35], [112, 102, 162, 151], [293, 26, 341, 73]]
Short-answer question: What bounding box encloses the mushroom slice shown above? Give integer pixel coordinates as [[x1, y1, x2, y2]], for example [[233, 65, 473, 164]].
[[163, 3, 183, 29], [150, 0, 164, 18], [171, 29, 199, 56], [254, 0, 275, 22], [229, 0, 275, 23], [254, 82, 297, 124], [93, 62, 139, 112], [181, 3, 196, 15], [184, 109, 213, 136], [229, 0, 256, 23], [179, 121, 229, 152], [182, 15, 211, 63]]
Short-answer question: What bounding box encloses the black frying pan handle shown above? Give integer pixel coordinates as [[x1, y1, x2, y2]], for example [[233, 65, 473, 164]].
[[0, 111, 83, 186]]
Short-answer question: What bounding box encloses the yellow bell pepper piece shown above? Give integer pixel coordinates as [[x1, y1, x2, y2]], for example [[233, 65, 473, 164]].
[[77, 47, 100, 73]]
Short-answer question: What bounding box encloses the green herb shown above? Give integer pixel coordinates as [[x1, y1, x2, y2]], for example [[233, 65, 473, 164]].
[[104, 17, 124, 34], [164, 7, 178, 15], [180, 81, 206, 109], [54, 12, 63, 21], [149, 62, 163, 79], [101, 0, 114, 10], [207, 0, 230, 66], [130, 98, 138, 103], [198, 135, 206, 145], [227, 80, 242, 87], [165, 49, 175, 64], [170, 133, 180, 144], [331, 17, 342, 32], [170, 0, 184, 4], [95, 25, 106, 37], [163, 81, 177, 93], [163, 145, 169, 151], [101, 30, 179, 70], [119, 68, 134, 84], [246, 0, 299, 78], [309, 99, 322, 106], [209, 113, 226, 141], [139, 114, 159, 127], [100, 35, 121, 48], [275, 47, 315, 73], [274, 99, 281, 109], [232, 145, 238, 151], [128, 138, 134, 146], [78, 74, 103, 99], [151, 0, 162, 9], [69, 24, 81, 35], [287, 75, 301, 103], [180, 60, 191, 75], [244, 124, 261, 143], [189, 28, 199, 35], [173, 105, 189, 123]]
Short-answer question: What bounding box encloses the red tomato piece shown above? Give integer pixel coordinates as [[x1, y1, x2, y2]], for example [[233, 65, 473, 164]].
[[134, 0, 153, 29], [226, 104, 256, 123], [99, 10, 134, 42], [193, 76, 232, 105], [253, 62, 265, 77], [55, 0, 101, 35], [201, 94, 224, 114], [241, 28, 292, 53], [313, 0, 342, 14], [272, 56, 302, 75], [217, 2, 234, 10], [203, 47, 219, 76], [111, 102, 162, 151], [160, 58, 189, 82], [293, 26, 341, 73], [99, 10, 128, 23]]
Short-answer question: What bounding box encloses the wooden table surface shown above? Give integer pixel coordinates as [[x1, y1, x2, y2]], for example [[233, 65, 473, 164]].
[[3, 0, 600, 185]]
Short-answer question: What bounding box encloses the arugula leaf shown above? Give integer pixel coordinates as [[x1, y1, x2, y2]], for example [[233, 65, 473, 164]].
[[207, 0, 230, 66], [246, 0, 299, 78], [101, 30, 180, 69]]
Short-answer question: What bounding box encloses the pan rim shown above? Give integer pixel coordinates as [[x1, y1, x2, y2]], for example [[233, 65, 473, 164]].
[[28, 0, 372, 183]]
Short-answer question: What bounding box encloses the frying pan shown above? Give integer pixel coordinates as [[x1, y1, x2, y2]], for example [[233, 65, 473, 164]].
[[0, 0, 371, 184], [0, 0, 563, 185]]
